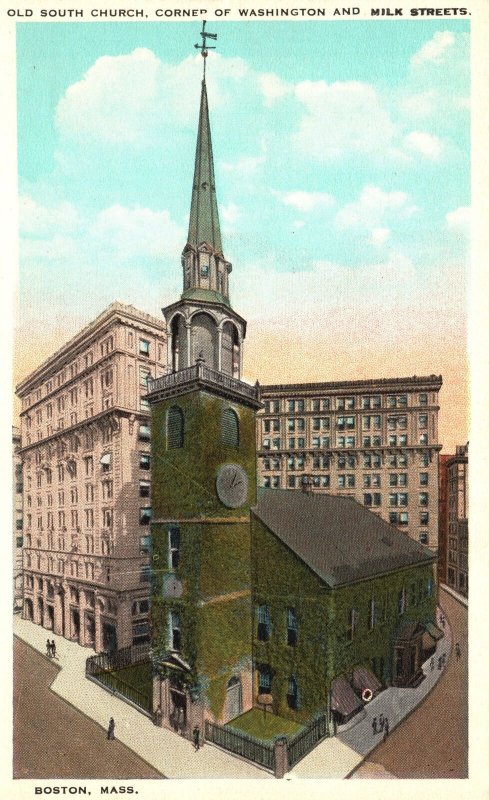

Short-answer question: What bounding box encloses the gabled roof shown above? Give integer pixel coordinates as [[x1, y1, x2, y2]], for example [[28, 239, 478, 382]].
[[253, 490, 435, 588]]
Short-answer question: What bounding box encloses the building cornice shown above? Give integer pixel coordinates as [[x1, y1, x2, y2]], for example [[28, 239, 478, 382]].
[[259, 375, 443, 394]]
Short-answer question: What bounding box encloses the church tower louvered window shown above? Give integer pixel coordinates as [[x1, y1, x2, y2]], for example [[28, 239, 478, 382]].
[[221, 408, 239, 448], [167, 406, 184, 449]]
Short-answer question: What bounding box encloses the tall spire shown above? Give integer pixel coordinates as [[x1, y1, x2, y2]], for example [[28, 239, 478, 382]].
[[186, 78, 223, 256]]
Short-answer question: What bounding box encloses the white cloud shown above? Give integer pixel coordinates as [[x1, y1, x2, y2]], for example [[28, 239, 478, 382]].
[[221, 152, 266, 179], [19, 196, 80, 236], [89, 204, 184, 260], [335, 186, 416, 231], [220, 202, 240, 225], [399, 90, 437, 120], [404, 131, 443, 160], [446, 206, 470, 233], [293, 80, 396, 161], [55, 49, 251, 145], [411, 31, 455, 67], [370, 228, 391, 247], [276, 190, 335, 214], [258, 72, 290, 106]]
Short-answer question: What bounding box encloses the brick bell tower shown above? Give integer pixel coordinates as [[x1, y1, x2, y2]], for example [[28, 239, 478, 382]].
[[146, 23, 261, 738]]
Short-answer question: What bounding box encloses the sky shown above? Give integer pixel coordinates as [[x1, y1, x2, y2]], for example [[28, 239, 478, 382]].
[[14, 20, 470, 451]]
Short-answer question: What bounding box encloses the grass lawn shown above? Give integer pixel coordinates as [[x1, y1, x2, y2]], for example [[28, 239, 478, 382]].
[[226, 709, 303, 742], [97, 661, 153, 711]]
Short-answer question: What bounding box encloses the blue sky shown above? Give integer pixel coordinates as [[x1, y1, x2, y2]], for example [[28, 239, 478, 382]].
[[15, 20, 470, 448]]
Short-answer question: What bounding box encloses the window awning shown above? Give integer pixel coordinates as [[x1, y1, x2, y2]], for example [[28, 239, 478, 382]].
[[100, 453, 112, 465], [352, 666, 382, 696], [331, 677, 363, 718]]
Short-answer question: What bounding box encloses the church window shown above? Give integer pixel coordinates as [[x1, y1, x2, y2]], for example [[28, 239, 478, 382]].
[[167, 406, 184, 449], [287, 608, 298, 646], [169, 527, 180, 569], [221, 408, 239, 448], [287, 677, 299, 710], [201, 264, 209, 278], [170, 611, 181, 651], [257, 605, 271, 642]]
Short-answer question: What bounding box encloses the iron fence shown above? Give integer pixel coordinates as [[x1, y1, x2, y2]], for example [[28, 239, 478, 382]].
[[86, 642, 150, 675], [287, 714, 328, 769], [205, 720, 275, 772]]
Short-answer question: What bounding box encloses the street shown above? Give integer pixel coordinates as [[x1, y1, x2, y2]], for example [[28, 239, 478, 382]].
[[350, 586, 468, 779], [13, 638, 164, 779]]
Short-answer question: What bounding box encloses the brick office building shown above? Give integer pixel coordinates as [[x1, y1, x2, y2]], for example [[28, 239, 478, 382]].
[[257, 376, 442, 552], [445, 443, 469, 597]]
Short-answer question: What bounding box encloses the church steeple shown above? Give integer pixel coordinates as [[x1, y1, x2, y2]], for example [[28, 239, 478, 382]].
[[187, 79, 223, 257], [163, 23, 246, 378], [181, 26, 232, 307]]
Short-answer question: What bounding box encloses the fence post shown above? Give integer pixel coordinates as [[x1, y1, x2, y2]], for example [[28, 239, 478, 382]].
[[273, 736, 288, 779]]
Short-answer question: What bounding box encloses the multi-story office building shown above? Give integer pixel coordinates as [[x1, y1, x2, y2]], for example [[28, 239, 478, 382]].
[[16, 302, 166, 651], [437, 453, 451, 586], [446, 443, 469, 597], [257, 376, 442, 551], [13, 426, 24, 609]]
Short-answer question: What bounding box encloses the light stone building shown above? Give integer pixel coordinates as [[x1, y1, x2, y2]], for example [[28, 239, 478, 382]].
[[257, 376, 442, 551], [16, 303, 166, 651], [13, 426, 24, 609]]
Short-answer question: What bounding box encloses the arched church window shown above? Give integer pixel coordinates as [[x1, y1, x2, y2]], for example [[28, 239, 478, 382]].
[[221, 408, 239, 448], [167, 406, 184, 449]]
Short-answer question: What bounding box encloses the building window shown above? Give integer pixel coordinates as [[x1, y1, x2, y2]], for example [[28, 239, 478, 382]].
[[169, 527, 180, 569], [419, 532, 428, 545], [139, 507, 152, 525], [221, 408, 239, 448], [140, 535, 151, 554], [419, 492, 429, 507], [287, 677, 299, 710], [419, 393, 428, 406], [398, 586, 406, 615], [257, 605, 271, 642], [139, 424, 151, 442], [170, 611, 181, 650], [420, 512, 429, 525], [140, 453, 151, 471], [420, 472, 429, 486], [139, 339, 150, 357], [287, 608, 298, 646], [139, 480, 150, 498], [140, 564, 151, 583], [347, 608, 358, 641], [167, 406, 184, 449], [419, 414, 428, 429], [288, 476, 296, 488]]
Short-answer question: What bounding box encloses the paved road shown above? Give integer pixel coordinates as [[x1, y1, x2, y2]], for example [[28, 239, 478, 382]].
[[350, 587, 467, 779], [13, 638, 164, 779]]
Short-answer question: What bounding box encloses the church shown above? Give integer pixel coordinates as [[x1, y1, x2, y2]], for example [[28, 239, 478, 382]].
[[146, 28, 438, 741]]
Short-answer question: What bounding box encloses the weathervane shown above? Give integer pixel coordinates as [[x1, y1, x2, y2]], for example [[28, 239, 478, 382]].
[[194, 20, 217, 79]]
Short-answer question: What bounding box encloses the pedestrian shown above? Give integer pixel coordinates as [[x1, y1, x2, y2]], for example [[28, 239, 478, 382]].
[[107, 717, 115, 740], [455, 643, 461, 660], [155, 704, 162, 727], [383, 717, 389, 742], [46, 639, 51, 657], [438, 656, 443, 671], [193, 725, 200, 751], [378, 713, 385, 732], [430, 657, 434, 671], [441, 616, 446, 630], [372, 716, 378, 735], [51, 640, 56, 659]]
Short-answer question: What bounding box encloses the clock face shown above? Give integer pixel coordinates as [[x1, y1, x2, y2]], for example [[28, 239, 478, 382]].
[[216, 464, 248, 509], [163, 574, 183, 598]]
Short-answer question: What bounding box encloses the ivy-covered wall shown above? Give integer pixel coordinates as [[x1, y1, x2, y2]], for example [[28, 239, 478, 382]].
[[251, 513, 437, 724], [151, 389, 257, 519]]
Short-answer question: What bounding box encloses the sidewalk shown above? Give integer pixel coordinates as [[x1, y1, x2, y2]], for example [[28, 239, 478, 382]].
[[14, 608, 450, 779]]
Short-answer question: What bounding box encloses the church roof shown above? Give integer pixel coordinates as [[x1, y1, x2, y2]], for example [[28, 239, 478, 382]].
[[186, 79, 223, 256], [252, 490, 435, 588]]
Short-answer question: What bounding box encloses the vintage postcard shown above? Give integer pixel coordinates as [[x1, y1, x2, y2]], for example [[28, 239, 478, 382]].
[[2, 1, 488, 797]]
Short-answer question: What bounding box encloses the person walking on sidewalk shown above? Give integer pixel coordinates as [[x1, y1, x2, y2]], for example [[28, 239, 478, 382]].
[[455, 642, 461, 659], [378, 713, 385, 732], [193, 725, 200, 751], [107, 717, 115, 740], [46, 639, 52, 658], [383, 717, 389, 742], [51, 640, 57, 659], [372, 717, 378, 735]]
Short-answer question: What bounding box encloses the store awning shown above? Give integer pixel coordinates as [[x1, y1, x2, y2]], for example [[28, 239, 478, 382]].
[[331, 677, 363, 719], [424, 622, 444, 641], [352, 666, 382, 696]]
